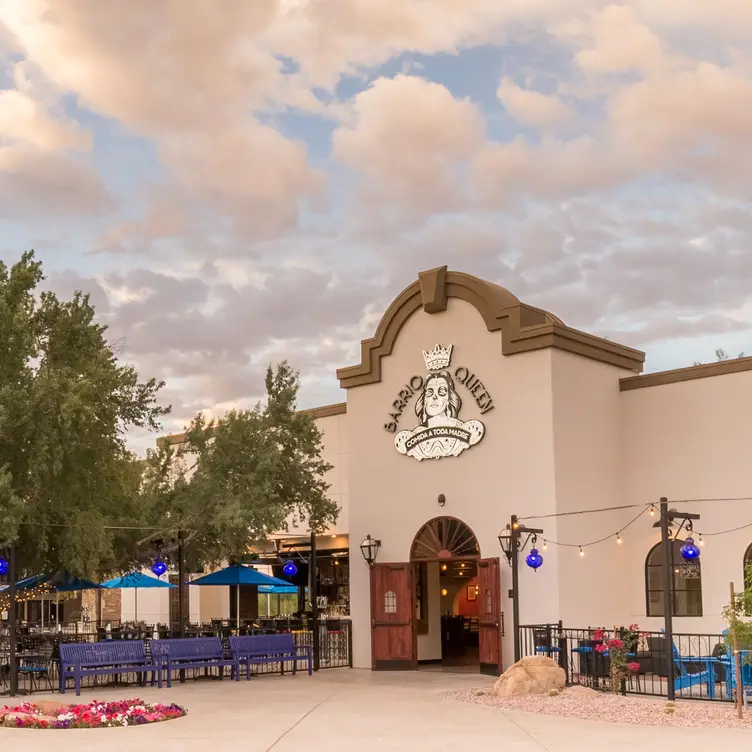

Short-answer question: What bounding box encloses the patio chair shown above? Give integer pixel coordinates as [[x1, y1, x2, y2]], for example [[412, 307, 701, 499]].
[[19, 640, 55, 693], [719, 630, 752, 702], [532, 626, 560, 658], [670, 640, 714, 696]]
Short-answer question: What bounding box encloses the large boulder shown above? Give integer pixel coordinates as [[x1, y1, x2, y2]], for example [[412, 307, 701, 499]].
[[491, 655, 566, 698]]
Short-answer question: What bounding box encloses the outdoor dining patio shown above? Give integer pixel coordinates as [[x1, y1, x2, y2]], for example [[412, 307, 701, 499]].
[[0, 564, 352, 696], [520, 623, 752, 706]]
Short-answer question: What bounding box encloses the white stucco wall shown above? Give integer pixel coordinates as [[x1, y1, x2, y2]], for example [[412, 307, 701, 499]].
[[416, 562, 442, 661], [286, 410, 349, 536], [346, 297, 558, 670], [620, 370, 752, 634], [549, 350, 630, 629]]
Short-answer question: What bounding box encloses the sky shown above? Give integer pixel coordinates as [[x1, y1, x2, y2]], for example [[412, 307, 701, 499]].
[[1, 1, 752, 454]]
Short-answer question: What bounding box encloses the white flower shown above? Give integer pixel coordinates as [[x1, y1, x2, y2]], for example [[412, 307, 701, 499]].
[[101, 715, 107, 723]]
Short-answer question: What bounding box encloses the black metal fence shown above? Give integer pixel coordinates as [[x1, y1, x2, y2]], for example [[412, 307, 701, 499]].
[[519, 623, 737, 703], [0, 619, 352, 694]]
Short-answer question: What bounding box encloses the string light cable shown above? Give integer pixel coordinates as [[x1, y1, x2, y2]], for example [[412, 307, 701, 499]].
[[540, 506, 651, 552]]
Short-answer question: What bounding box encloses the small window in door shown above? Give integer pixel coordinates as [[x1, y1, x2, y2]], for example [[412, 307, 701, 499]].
[[384, 590, 397, 614], [485, 589, 492, 615]]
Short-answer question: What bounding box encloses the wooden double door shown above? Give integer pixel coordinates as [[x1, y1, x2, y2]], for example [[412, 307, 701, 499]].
[[370, 557, 503, 674]]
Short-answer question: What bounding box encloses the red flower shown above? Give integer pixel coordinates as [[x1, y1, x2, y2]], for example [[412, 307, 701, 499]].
[[593, 629, 605, 641], [608, 639, 624, 650], [595, 643, 608, 653], [627, 662, 640, 672], [628, 624, 639, 631]]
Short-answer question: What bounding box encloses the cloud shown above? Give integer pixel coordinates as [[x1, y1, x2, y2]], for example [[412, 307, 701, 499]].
[[0, 0, 324, 237], [3, 0, 752, 451], [0, 89, 90, 150], [0, 145, 114, 217], [496, 78, 575, 129], [574, 5, 665, 74], [332, 75, 485, 214]]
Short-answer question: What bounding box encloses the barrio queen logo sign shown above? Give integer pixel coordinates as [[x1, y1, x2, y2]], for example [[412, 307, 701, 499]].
[[383, 344, 494, 461]]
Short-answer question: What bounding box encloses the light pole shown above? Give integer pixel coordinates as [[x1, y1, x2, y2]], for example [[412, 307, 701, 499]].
[[8, 543, 17, 697], [309, 531, 319, 672], [499, 514, 544, 663], [658, 497, 700, 702]]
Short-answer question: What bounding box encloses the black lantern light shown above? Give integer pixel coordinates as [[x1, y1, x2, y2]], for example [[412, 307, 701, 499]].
[[498, 525, 513, 562], [359, 534, 381, 566]]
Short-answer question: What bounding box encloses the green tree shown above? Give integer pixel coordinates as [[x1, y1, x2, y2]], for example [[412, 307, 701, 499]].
[[0, 252, 169, 577], [693, 348, 746, 366], [724, 566, 752, 662], [145, 361, 339, 567]]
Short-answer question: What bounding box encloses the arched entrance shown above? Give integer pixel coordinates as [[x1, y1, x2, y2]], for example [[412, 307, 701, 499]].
[[369, 516, 502, 675]]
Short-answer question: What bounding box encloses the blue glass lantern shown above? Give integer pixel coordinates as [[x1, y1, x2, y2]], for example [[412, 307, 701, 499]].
[[151, 557, 167, 577], [0, 557, 7, 576], [283, 560, 297, 577], [680, 537, 701, 561], [525, 548, 543, 571]]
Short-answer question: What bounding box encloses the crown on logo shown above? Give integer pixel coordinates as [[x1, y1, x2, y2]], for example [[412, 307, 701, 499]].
[[422, 344, 453, 371]]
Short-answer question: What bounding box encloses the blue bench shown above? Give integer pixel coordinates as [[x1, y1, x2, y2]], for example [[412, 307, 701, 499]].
[[150, 637, 239, 687], [59, 640, 158, 696], [230, 634, 312, 680]]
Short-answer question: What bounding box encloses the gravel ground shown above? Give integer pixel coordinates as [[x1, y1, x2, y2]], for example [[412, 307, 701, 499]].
[[443, 686, 752, 729]]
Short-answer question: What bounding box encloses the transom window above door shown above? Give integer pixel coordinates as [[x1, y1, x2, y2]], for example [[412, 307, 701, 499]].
[[410, 517, 480, 561]]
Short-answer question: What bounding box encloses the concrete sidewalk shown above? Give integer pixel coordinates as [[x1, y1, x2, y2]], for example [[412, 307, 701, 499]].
[[5, 670, 752, 750]]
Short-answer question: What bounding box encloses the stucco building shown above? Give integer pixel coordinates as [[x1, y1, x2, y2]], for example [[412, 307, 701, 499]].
[[158, 266, 752, 674]]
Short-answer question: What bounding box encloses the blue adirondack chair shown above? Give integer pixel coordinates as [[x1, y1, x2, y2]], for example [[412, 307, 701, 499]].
[[655, 629, 714, 697], [671, 641, 712, 694]]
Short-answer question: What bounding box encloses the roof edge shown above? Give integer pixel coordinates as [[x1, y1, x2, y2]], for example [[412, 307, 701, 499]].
[[620, 356, 752, 391]]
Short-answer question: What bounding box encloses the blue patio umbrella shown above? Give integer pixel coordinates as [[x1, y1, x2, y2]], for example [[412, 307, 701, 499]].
[[189, 564, 291, 628], [15, 572, 102, 592], [101, 571, 176, 622]]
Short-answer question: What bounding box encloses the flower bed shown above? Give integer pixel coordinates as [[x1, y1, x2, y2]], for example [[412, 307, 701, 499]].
[[0, 698, 187, 729]]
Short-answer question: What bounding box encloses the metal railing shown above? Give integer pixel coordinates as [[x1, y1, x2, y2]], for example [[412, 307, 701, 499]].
[[519, 623, 736, 703], [0, 619, 352, 694]]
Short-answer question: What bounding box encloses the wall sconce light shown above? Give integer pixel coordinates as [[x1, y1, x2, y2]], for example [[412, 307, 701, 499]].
[[359, 535, 381, 566], [441, 588, 448, 597], [438, 494, 446, 507]]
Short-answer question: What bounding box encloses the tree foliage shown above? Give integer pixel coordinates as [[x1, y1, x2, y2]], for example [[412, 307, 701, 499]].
[[693, 348, 746, 366], [724, 564, 752, 659], [0, 252, 169, 577], [141, 362, 339, 567]]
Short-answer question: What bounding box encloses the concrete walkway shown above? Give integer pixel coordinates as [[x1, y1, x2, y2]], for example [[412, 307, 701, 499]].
[[5, 670, 752, 750]]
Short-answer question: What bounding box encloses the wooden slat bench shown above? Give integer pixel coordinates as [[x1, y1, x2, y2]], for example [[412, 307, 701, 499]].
[[229, 634, 313, 680], [150, 637, 240, 688], [59, 640, 158, 696]]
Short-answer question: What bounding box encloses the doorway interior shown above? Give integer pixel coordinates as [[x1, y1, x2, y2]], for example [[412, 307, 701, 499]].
[[416, 558, 480, 671], [411, 517, 482, 673]]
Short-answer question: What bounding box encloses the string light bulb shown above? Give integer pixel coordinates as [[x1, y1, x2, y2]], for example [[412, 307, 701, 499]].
[[699, 534, 704, 546], [542, 541, 548, 552], [649, 505, 656, 517], [579, 546, 585, 557], [616, 534, 622, 545]]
